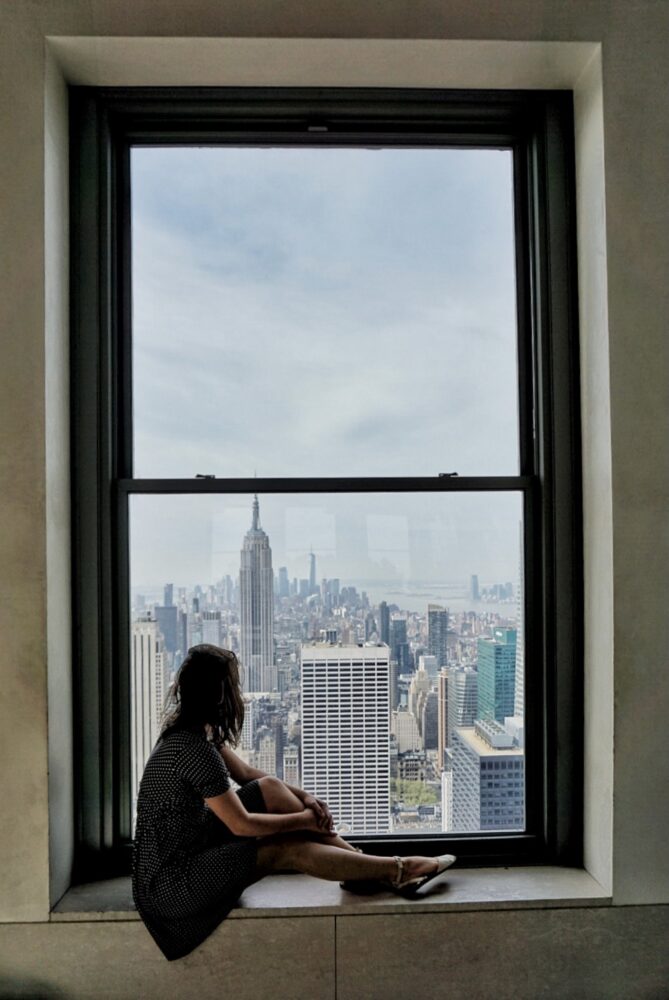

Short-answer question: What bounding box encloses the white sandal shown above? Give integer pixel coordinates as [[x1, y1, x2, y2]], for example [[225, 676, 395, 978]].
[[387, 854, 457, 895]]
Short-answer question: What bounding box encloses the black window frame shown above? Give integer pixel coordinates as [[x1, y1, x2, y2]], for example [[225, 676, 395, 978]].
[[70, 86, 582, 880]]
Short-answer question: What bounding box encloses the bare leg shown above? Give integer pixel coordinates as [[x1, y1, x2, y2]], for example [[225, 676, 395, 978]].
[[255, 835, 438, 884], [257, 776, 360, 854]]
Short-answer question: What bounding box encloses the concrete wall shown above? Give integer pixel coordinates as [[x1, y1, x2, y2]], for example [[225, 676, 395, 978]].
[[0, 0, 667, 994]]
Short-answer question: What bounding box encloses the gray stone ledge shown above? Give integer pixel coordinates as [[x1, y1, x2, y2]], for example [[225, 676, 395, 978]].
[[51, 867, 610, 922]]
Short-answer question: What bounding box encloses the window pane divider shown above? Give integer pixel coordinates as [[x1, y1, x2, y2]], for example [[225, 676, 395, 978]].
[[117, 476, 534, 495]]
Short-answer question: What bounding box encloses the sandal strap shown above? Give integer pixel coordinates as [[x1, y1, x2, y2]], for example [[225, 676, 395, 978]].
[[392, 855, 404, 888]]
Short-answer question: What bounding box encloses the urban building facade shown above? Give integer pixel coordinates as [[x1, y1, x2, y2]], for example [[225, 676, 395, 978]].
[[130, 617, 167, 812], [239, 495, 276, 692], [301, 643, 391, 834], [477, 628, 517, 723], [451, 720, 525, 832]]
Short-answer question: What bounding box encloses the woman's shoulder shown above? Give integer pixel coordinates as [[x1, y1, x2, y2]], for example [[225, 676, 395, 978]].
[[159, 726, 208, 746]]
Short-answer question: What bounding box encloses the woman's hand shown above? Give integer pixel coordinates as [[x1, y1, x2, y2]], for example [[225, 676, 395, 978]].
[[300, 807, 335, 835], [302, 794, 335, 833]]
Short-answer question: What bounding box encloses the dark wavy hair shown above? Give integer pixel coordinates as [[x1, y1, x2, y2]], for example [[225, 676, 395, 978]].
[[161, 644, 245, 748]]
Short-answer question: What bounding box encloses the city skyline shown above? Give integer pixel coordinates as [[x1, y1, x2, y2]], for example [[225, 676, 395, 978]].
[[130, 490, 522, 592], [129, 489, 525, 835]]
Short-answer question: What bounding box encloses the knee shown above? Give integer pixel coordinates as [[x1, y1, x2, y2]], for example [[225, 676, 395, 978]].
[[258, 775, 283, 795], [257, 775, 284, 808]]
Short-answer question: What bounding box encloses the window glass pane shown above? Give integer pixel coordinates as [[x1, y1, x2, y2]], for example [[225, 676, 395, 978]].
[[129, 491, 525, 835], [131, 147, 519, 478]]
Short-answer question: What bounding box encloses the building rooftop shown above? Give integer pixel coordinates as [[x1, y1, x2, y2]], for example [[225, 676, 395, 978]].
[[301, 642, 389, 660], [454, 726, 524, 758]]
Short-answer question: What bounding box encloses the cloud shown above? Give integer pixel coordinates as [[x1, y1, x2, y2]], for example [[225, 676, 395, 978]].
[[129, 146, 522, 584]]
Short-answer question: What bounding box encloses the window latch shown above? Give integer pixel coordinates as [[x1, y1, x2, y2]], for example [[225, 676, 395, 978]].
[[196, 473, 216, 479], [438, 471, 459, 478]]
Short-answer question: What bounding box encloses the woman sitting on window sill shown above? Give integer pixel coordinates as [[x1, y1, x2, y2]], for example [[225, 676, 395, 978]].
[[132, 644, 456, 961]]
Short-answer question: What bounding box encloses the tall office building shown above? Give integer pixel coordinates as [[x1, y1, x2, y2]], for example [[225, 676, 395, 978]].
[[441, 769, 453, 832], [201, 609, 222, 646], [378, 601, 390, 644], [427, 604, 449, 667], [278, 566, 289, 599], [470, 575, 480, 602], [391, 708, 422, 752], [177, 609, 188, 661], [389, 658, 399, 712], [477, 628, 517, 723], [421, 690, 438, 750], [447, 666, 478, 746], [418, 653, 439, 683], [240, 697, 257, 752], [309, 551, 317, 595], [301, 643, 390, 834], [239, 495, 276, 692], [390, 617, 410, 671], [283, 744, 300, 785], [255, 728, 277, 775], [154, 604, 177, 656], [163, 582, 174, 607], [450, 720, 525, 832], [408, 664, 431, 721], [437, 667, 449, 769], [130, 617, 166, 814]]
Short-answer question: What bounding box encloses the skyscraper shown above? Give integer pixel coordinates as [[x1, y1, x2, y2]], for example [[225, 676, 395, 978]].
[[437, 667, 449, 769], [450, 719, 525, 832], [447, 666, 478, 746], [477, 628, 517, 723], [283, 744, 300, 785], [421, 690, 438, 750], [154, 604, 177, 656], [390, 617, 410, 671], [378, 601, 390, 645], [201, 609, 222, 646], [427, 603, 449, 667], [239, 495, 276, 692], [309, 550, 317, 595], [130, 617, 166, 814], [301, 643, 390, 834]]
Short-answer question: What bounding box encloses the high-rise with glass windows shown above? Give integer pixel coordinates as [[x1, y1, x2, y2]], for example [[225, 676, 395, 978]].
[[477, 628, 517, 723], [390, 617, 410, 672], [451, 720, 525, 832], [378, 601, 390, 644], [447, 666, 478, 746], [239, 495, 275, 692], [301, 643, 390, 834], [428, 604, 449, 667]]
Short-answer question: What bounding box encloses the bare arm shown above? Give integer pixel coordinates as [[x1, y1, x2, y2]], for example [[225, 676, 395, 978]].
[[219, 745, 333, 829], [205, 787, 320, 838], [220, 746, 307, 801], [219, 745, 266, 785]]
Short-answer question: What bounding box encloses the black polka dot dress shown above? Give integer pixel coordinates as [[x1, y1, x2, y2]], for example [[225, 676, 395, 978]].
[[132, 729, 267, 960]]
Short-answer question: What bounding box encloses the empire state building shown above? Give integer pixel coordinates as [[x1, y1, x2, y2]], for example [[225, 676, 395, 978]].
[[239, 495, 276, 692]]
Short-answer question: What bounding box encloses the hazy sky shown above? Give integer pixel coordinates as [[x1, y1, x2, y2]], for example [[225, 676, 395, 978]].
[[130, 145, 522, 588]]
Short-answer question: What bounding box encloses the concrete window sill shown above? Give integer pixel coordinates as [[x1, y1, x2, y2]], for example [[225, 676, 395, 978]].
[[52, 867, 610, 922]]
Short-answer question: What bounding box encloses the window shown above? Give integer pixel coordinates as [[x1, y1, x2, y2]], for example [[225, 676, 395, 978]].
[[71, 88, 581, 878]]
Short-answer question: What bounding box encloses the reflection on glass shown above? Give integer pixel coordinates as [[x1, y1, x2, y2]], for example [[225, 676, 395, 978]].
[[129, 492, 526, 835], [131, 146, 519, 478]]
